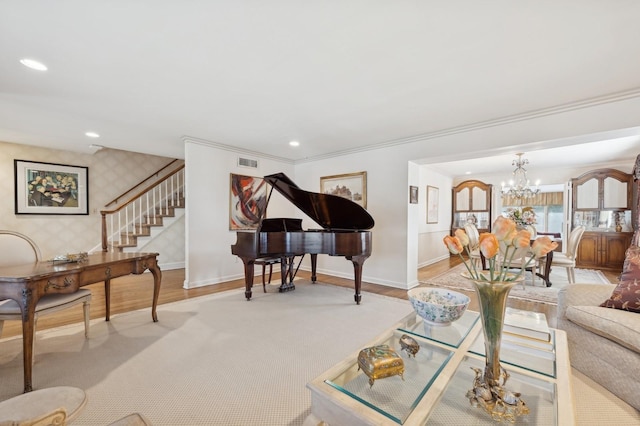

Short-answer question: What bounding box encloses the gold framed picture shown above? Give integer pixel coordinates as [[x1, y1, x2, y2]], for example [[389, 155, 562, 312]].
[[320, 171, 367, 208]]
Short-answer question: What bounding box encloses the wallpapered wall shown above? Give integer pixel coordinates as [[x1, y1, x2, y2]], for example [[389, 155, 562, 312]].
[[0, 141, 184, 268]]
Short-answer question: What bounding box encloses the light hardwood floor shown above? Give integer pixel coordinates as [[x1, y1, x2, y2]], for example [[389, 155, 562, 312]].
[[0, 258, 619, 338]]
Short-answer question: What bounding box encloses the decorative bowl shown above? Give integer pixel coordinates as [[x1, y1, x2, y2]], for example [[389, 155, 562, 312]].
[[407, 287, 470, 326]]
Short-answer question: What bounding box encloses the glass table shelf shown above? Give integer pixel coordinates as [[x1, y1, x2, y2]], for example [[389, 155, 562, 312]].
[[398, 310, 479, 348], [306, 311, 575, 426], [468, 329, 557, 378], [325, 330, 454, 424], [428, 355, 558, 425]]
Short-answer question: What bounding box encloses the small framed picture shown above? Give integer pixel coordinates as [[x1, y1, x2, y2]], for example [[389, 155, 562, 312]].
[[409, 186, 418, 204], [427, 185, 439, 223], [14, 159, 89, 215]]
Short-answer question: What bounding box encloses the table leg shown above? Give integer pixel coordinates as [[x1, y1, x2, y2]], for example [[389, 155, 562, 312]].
[[148, 263, 161, 322], [104, 278, 111, 321], [543, 251, 553, 287], [19, 291, 37, 393]]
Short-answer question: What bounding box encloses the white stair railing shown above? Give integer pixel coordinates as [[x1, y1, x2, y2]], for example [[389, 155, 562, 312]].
[[101, 165, 184, 251]]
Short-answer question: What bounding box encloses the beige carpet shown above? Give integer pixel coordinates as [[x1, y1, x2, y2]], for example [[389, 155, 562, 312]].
[[1, 281, 638, 425], [422, 264, 611, 305], [0, 282, 414, 425]]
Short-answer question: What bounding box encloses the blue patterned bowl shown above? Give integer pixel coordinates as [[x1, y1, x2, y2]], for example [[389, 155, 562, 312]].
[[407, 288, 470, 326]]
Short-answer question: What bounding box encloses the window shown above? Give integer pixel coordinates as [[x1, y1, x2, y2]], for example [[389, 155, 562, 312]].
[[502, 192, 563, 234], [531, 205, 563, 234]]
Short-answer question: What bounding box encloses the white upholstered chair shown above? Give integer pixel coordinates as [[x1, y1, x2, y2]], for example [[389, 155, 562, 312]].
[[0, 230, 92, 356], [526, 224, 537, 239], [0, 386, 87, 426], [463, 223, 482, 268], [540, 225, 586, 284]]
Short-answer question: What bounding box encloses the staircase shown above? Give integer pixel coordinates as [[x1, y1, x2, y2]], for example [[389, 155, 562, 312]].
[[100, 160, 185, 253]]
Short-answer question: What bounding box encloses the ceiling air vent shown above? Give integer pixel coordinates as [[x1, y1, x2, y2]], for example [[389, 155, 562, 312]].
[[238, 157, 259, 168]]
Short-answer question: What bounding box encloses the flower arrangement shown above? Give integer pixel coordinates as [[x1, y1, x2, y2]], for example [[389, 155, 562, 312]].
[[504, 207, 536, 227], [443, 216, 558, 421], [443, 216, 557, 282]]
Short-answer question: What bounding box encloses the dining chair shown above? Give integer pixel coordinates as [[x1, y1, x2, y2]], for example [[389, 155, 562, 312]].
[[526, 224, 537, 239], [540, 226, 586, 284], [496, 243, 539, 289], [0, 230, 92, 359]]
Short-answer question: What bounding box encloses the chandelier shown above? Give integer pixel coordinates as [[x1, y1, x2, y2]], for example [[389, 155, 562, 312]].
[[501, 153, 540, 199]]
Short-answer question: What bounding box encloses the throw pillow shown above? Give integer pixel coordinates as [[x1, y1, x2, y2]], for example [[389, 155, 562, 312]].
[[600, 245, 640, 313]]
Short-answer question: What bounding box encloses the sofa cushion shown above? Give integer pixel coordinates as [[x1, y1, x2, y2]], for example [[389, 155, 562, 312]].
[[566, 305, 640, 353], [600, 245, 640, 313]]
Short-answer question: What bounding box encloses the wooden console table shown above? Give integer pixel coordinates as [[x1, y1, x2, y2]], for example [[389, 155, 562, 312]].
[[0, 252, 161, 393]]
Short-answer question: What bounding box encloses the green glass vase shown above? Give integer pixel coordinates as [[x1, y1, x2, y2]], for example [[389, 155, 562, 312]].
[[467, 278, 530, 421], [472, 279, 516, 386]]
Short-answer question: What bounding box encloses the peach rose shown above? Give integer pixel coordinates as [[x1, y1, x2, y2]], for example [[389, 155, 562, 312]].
[[512, 230, 532, 249], [454, 229, 470, 246], [478, 233, 499, 259], [443, 235, 463, 254], [531, 236, 558, 257], [493, 216, 517, 241]]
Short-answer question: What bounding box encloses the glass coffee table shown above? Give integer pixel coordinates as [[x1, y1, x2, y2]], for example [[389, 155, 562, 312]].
[[305, 310, 575, 425]]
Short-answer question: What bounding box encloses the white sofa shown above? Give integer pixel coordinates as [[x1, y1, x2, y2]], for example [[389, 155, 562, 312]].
[[557, 248, 640, 411]]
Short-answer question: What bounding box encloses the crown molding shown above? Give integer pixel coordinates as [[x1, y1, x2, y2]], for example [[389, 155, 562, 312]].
[[184, 88, 640, 165], [295, 87, 640, 164], [181, 136, 295, 165]]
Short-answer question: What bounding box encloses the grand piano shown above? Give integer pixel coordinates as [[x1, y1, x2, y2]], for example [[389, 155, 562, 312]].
[[231, 172, 374, 304]]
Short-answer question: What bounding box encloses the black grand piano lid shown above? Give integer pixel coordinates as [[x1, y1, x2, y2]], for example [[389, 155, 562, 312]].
[[264, 172, 374, 231]]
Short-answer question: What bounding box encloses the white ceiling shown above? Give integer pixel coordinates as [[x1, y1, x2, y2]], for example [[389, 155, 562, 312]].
[[427, 136, 640, 179], [1, 1, 640, 171]]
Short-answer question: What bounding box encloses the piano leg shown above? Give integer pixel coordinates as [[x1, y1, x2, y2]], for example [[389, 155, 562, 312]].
[[279, 256, 296, 293], [240, 258, 255, 301], [310, 254, 318, 283], [349, 255, 369, 305]]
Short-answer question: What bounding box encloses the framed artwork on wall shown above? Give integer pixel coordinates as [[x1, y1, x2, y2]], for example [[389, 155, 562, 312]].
[[229, 173, 268, 230], [14, 159, 89, 215], [427, 185, 439, 223], [320, 171, 367, 208], [409, 186, 418, 204]]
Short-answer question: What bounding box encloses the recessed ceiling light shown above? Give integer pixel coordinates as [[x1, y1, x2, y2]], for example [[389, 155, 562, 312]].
[[85, 132, 100, 138], [289, 141, 300, 147], [465, 171, 472, 175], [19, 58, 48, 71]]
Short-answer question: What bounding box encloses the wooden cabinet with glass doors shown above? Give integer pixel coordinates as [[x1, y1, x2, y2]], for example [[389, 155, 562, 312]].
[[451, 180, 492, 234], [571, 168, 634, 271]]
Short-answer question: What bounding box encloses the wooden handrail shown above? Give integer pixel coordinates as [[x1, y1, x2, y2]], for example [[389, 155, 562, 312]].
[[104, 159, 183, 208], [100, 165, 184, 215]]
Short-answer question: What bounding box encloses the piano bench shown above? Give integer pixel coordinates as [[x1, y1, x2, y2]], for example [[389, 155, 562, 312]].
[[254, 257, 282, 292]]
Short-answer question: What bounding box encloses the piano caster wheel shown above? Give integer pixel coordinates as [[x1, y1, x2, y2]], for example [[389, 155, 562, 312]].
[[278, 282, 296, 293], [355, 294, 362, 305]]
